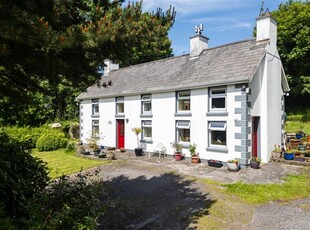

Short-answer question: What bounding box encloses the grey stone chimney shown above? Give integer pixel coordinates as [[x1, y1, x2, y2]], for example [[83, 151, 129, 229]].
[[103, 59, 119, 76], [256, 14, 277, 46], [190, 34, 209, 58]]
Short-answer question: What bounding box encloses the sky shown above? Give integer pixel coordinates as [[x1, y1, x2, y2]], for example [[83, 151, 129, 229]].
[[130, 0, 289, 55]]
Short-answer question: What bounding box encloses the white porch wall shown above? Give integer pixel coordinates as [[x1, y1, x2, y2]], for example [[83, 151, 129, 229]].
[[266, 46, 282, 162], [249, 46, 283, 163]]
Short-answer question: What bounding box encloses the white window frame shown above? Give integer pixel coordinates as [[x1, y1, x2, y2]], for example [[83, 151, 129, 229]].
[[116, 97, 124, 114], [209, 88, 226, 112], [142, 120, 152, 141], [176, 121, 190, 144], [177, 91, 191, 113], [92, 120, 100, 138], [92, 99, 99, 116], [141, 95, 152, 114], [208, 121, 227, 148]]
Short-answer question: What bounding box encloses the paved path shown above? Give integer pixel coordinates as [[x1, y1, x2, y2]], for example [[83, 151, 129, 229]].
[[83, 151, 310, 229]]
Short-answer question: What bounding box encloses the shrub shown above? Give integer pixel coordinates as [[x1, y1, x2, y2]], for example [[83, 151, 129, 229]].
[[36, 131, 68, 151], [0, 129, 50, 224], [65, 142, 76, 153], [26, 169, 108, 229], [286, 114, 303, 122], [301, 111, 310, 123]]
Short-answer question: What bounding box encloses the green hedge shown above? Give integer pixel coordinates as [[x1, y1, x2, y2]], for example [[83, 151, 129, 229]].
[[36, 131, 68, 151]]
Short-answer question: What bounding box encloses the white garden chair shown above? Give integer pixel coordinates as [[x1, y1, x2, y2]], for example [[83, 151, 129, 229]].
[[152, 143, 167, 158]]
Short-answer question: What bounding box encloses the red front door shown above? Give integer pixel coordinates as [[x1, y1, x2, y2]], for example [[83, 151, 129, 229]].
[[252, 117, 259, 158], [117, 120, 125, 149]]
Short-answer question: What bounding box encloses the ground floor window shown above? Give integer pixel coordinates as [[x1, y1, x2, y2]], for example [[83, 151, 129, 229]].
[[142, 120, 152, 140], [209, 121, 226, 147], [92, 120, 99, 138], [176, 121, 190, 143]]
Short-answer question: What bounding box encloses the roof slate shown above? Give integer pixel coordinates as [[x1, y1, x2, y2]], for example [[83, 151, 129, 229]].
[[77, 38, 268, 100]]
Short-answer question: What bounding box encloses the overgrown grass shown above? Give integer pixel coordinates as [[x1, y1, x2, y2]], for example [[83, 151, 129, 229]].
[[32, 149, 108, 179], [223, 173, 310, 204], [285, 121, 310, 134]]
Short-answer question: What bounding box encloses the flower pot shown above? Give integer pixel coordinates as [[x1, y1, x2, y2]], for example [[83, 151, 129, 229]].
[[296, 134, 303, 139], [174, 153, 183, 161], [227, 162, 239, 171], [250, 160, 260, 169], [284, 152, 294, 160], [134, 148, 143, 156], [207, 160, 223, 168], [191, 156, 200, 164], [307, 136, 310, 142]]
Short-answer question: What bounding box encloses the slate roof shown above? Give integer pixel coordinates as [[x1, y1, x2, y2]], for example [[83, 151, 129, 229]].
[[77, 38, 269, 100]]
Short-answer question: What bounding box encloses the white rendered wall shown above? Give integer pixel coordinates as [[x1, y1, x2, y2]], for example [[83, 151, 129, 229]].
[[80, 86, 245, 162], [249, 46, 283, 163]]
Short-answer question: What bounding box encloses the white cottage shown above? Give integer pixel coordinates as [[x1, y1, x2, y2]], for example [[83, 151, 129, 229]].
[[77, 15, 289, 166]]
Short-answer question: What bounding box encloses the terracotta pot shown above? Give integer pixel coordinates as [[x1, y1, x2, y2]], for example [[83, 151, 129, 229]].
[[307, 136, 310, 142], [175, 153, 183, 161], [191, 156, 200, 164]]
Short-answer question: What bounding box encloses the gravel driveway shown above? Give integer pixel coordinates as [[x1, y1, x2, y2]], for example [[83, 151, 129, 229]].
[[83, 151, 310, 229]]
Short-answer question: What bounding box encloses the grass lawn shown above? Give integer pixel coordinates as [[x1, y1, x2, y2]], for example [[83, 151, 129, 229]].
[[223, 173, 310, 204], [32, 149, 108, 179], [285, 121, 310, 134]]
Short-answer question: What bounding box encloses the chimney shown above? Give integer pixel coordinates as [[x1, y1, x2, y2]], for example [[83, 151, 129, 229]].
[[103, 59, 119, 76], [256, 14, 277, 46], [190, 34, 209, 58]]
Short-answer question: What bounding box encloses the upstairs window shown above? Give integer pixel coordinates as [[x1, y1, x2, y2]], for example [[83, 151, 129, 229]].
[[116, 97, 124, 114], [177, 91, 190, 112], [208, 121, 227, 147], [209, 88, 226, 111], [176, 121, 190, 143], [142, 120, 152, 140], [141, 95, 152, 114], [92, 99, 99, 116], [92, 120, 99, 138]]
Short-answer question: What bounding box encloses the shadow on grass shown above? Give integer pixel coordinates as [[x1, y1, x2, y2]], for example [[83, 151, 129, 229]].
[[99, 172, 216, 229]]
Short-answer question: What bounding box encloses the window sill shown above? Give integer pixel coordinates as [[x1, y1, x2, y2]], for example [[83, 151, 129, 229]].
[[115, 114, 125, 118], [140, 139, 153, 144], [174, 112, 192, 117], [206, 147, 228, 153], [206, 112, 228, 116], [140, 114, 153, 118], [91, 115, 100, 118]]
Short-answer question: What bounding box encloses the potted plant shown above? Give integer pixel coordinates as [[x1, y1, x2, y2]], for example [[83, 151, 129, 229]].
[[189, 143, 199, 164], [250, 157, 261, 169], [270, 144, 282, 162], [227, 159, 239, 171], [207, 159, 223, 168], [284, 148, 294, 160], [106, 152, 116, 160], [98, 151, 106, 158], [132, 127, 143, 156], [120, 147, 126, 153], [170, 142, 183, 161]]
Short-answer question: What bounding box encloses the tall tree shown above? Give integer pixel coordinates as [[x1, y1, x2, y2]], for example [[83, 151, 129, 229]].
[[0, 0, 175, 125], [272, 0, 310, 107]]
